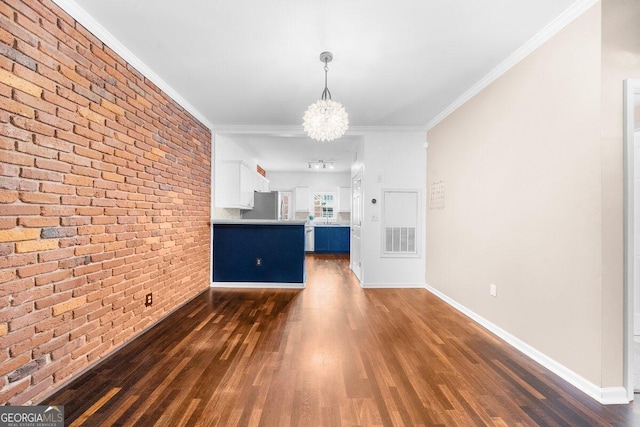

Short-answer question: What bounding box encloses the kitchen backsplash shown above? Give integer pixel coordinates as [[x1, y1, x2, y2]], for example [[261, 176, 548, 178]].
[[215, 208, 242, 219], [294, 212, 351, 222], [295, 212, 309, 221], [337, 212, 351, 223]]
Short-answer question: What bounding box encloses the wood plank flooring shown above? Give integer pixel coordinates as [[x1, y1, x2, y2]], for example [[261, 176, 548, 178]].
[[43, 254, 640, 426]]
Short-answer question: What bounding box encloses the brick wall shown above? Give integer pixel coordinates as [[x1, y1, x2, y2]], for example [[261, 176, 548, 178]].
[[0, 0, 211, 404]]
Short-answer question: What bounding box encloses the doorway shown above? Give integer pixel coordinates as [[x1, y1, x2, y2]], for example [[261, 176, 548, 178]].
[[350, 170, 363, 281], [624, 79, 640, 401]]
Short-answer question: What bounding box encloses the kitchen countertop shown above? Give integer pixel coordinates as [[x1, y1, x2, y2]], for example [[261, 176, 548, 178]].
[[211, 219, 306, 226]]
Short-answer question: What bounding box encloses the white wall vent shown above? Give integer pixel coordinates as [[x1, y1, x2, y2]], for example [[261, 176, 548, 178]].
[[382, 189, 420, 257]]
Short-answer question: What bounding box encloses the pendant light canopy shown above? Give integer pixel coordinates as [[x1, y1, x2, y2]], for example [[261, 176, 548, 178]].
[[303, 52, 349, 142]]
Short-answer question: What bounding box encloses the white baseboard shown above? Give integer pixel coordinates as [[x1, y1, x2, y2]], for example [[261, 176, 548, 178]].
[[425, 284, 630, 405], [361, 282, 426, 289], [210, 282, 305, 289]]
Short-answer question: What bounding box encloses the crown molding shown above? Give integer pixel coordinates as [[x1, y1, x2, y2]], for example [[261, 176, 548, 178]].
[[426, 0, 599, 130], [212, 125, 428, 136], [51, 0, 214, 131]]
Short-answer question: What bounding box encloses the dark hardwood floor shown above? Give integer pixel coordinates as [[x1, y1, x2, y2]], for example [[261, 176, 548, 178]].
[[44, 254, 640, 426]]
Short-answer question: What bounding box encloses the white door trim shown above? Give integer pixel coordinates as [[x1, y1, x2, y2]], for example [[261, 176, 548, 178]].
[[623, 79, 640, 402]]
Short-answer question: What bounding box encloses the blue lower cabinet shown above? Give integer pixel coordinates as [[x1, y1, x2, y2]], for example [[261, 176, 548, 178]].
[[212, 224, 305, 283], [314, 226, 349, 253]]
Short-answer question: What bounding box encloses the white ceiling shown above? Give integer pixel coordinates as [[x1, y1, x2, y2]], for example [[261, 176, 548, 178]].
[[63, 0, 580, 172]]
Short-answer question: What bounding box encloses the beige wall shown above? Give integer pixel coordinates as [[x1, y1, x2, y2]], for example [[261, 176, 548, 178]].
[[427, 0, 640, 390], [600, 0, 640, 387], [427, 4, 604, 385]]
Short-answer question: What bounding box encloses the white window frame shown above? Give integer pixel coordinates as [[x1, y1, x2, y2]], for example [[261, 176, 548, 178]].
[[312, 192, 336, 220]]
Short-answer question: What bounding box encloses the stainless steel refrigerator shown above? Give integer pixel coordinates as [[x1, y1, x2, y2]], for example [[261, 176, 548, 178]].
[[241, 191, 283, 220]]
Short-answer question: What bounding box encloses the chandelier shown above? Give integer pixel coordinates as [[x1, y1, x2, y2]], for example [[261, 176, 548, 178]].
[[303, 51, 349, 142]]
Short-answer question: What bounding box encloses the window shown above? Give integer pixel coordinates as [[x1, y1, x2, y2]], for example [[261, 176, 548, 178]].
[[313, 192, 335, 219]]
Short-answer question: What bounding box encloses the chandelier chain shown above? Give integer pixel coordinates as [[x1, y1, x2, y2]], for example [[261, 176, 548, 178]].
[[322, 61, 331, 101]]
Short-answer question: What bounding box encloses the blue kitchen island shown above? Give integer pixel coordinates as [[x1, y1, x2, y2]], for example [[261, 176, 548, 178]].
[[211, 220, 306, 287]]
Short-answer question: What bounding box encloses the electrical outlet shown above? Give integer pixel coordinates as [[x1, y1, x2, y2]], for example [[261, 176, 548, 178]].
[[256, 258, 262, 266], [145, 293, 152, 306], [489, 284, 497, 297]]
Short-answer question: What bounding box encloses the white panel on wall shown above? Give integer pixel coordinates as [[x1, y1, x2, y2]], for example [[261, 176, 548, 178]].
[[382, 189, 420, 257]]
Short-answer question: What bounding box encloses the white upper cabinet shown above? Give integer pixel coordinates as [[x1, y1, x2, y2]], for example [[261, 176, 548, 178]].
[[255, 174, 270, 193], [338, 187, 351, 212], [294, 186, 310, 212], [216, 160, 255, 209]]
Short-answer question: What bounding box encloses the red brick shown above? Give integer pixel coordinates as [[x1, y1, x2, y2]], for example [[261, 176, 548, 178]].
[[34, 157, 71, 173], [0, 0, 212, 405], [34, 291, 72, 310], [19, 191, 60, 204], [0, 122, 32, 141], [63, 174, 93, 187], [74, 244, 103, 256], [0, 352, 31, 378], [13, 89, 55, 115], [60, 217, 90, 227], [0, 217, 17, 230], [11, 116, 55, 137], [34, 110, 73, 132], [70, 165, 100, 178], [18, 217, 58, 228], [10, 282, 53, 305], [16, 140, 58, 158], [41, 88, 77, 111], [0, 190, 18, 203], [10, 331, 53, 361], [40, 205, 75, 216], [35, 269, 73, 287], [17, 261, 58, 278], [20, 167, 63, 182], [51, 336, 85, 361], [0, 149, 34, 167], [9, 309, 50, 333], [57, 105, 87, 127], [75, 124, 104, 142], [59, 65, 91, 89], [77, 106, 107, 124], [0, 377, 30, 404], [58, 129, 90, 146], [52, 276, 86, 294], [0, 162, 20, 177], [73, 144, 102, 161]]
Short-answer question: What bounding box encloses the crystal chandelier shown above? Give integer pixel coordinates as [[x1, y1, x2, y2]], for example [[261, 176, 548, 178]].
[[303, 52, 349, 142]]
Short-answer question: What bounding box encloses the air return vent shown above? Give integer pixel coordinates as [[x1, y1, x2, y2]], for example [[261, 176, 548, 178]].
[[382, 189, 420, 257]]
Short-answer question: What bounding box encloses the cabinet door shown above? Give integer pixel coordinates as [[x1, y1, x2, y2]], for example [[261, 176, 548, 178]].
[[327, 229, 341, 252], [314, 227, 329, 253], [315, 227, 349, 253], [338, 187, 351, 212], [327, 227, 350, 253], [340, 227, 351, 252], [295, 187, 310, 212], [239, 163, 254, 208]]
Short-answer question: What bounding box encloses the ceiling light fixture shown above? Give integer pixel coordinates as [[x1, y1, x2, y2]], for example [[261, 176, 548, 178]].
[[303, 51, 349, 142], [308, 160, 334, 170]]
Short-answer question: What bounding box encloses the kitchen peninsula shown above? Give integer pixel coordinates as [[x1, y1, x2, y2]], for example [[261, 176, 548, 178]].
[[211, 220, 306, 287]]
